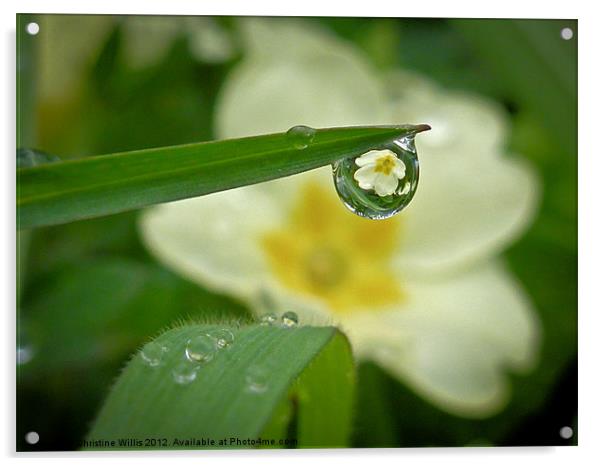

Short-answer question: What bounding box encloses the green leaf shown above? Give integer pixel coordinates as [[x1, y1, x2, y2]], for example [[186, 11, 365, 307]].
[[17, 124, 429, 230], [86, 324, 354, 449]]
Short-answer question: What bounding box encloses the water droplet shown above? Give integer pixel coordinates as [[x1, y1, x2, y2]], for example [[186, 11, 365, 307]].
[[332, 125, 429, 220], [185, 334, 217, 363], [141, 341, 168, 367], [209, 328, 235, 349], [17, 148, 61, 168], [172, 360, 198, 385], [281, 311, 299, 328], [286, 125, 316, 149], [245, 365, 270, 394], [260, 313, 278, 326]]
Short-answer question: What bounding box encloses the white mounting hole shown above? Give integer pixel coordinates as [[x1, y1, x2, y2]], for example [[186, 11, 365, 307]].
[[25, 431, 39, 445], [26, 22, 40, 35], [560, 27, 573, 41], [559, 426, 574, 439]]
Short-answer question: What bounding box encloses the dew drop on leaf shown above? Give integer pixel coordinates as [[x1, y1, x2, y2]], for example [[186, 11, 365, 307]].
[[185, 334, 217, 363], [286, 125, 316, 149], [281, 311, 299, 328], [141, 341, 168, 367], [245, 365, 270, 394], [259, 313, 278, 326], [172, 359, 198, 385], [208, 328, 235, 349], [332, 125, 429, 220]]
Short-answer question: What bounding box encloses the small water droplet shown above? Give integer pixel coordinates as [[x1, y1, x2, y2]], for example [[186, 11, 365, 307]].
[[260, 313, 278, 326], [245, 365, 270, 394], [332, 125, 429, 220], [141, 341, 168, 367], [185, 334, 217, 363], [209, 328, 235, 349], [286, 125, 316, 149], [281, 311, 299, 328], [172, 360, 198, 385], [17, 148, 61, 168]]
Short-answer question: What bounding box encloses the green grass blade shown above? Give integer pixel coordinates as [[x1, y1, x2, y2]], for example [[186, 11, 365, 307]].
[[17, 125, 429, 230], [86, 323, 354, 450]]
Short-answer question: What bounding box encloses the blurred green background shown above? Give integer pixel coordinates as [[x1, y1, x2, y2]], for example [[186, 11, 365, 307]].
[[16, 14, 577, 450]]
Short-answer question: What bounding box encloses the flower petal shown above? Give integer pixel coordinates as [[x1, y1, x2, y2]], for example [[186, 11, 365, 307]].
[[215, 18, 390, 139], [343, 261, 540, 418], [386, 70, 511, 156], [355, 150, 390, 167], [140, 179, 294, 299], [353, 165, 379, 190], [373, 173, 399, 197], [392, 157, 406, 179], [391, 152, 539, 275]]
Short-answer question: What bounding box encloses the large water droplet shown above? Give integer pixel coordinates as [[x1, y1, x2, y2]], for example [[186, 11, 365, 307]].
[[245, 365, 270, 394], [141, 341, 168, 367], [185, 334, 217, 363], [286, 125, 316, 149], [209, 328, 235, 349], [260, 313, 278, 326], [332, 126, 429, 220], [17, 148, 61, 168], [172, 359, 198, 385], [281, 311, 299, 328]]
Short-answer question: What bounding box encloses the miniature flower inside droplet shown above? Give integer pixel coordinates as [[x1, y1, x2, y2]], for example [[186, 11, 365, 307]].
[[332, 128, 428, 220]]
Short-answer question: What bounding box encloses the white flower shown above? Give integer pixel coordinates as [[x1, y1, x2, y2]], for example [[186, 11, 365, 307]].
[[353, 149, 406, 197], [139, 19, 541, 418]]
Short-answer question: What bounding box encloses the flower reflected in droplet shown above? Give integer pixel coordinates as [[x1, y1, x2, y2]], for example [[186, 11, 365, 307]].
[[353, 149, 406, 197]]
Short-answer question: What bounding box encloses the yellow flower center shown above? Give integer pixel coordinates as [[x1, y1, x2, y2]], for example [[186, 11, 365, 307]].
[[373, 154, 397, 175], [260, 181, 404, 314]]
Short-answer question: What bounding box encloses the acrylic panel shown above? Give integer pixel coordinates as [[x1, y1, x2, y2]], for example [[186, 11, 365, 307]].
[[16, 14, 577, 451]]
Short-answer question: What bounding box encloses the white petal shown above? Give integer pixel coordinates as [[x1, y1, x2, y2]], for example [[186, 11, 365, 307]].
[[392, 153, 539, 275], [355, 150, 393, 167], [374, 173, 399, 197], [386, 70, 510, 155], [343, 261, 540, 418], [391, 157, 406, 179], [215, 19, 390, 139], [140, 179, 293, 299], [353, 165, 379, 190]]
